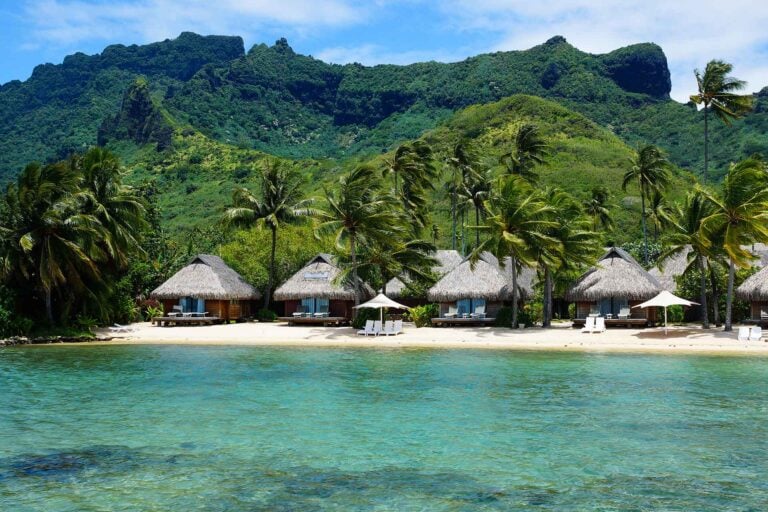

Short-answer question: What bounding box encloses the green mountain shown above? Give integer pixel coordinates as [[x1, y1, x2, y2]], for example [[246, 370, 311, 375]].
[[1, 32, 766, 186]]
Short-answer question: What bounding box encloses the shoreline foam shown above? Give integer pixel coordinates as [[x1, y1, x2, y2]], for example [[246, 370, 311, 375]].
[[62, 321, 768, 356]]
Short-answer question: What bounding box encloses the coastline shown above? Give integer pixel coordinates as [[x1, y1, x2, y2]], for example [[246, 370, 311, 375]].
[[68, 321, 768, 356]]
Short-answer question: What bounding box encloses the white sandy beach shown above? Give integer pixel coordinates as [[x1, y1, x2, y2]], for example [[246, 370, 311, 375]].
[[93, 321, 768, 355]]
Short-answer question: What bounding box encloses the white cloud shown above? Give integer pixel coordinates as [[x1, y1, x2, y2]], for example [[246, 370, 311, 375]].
[[24, 0, 366, 47], [437, 0, 768, 101]]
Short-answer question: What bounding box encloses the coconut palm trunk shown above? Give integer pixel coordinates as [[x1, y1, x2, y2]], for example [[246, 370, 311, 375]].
[[640, 191, 648, 266], [45, 288, 53, 325], [724, 258, 735, 331], [698, 255, 710, 329], [350, 233, 360, 306], [703, 106, 709, 184], [475, 206, 480, 247], [543, 268, 553, 328], [511, 256, 519, 328], [264, 226, 277, 310], [709, 265, 720, 326]]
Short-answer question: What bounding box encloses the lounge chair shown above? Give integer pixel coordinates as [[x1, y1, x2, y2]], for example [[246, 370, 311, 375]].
[[617, 307, 630, 320], [444, 305, 458, 318], [470, 304, 486, 319], [292, 306, 306, 318], [738, 326, 750, 341], [749, 326, 763, 341], [383, 320, 395, 336], [581, 317, 595, 333], [357, 320, 375, 336], [393, 319, 403, 335], [169, 305, 183, 317], [372, 320, 383, 336], [109, 323, 136, 333], [593, 317, 606, 333]]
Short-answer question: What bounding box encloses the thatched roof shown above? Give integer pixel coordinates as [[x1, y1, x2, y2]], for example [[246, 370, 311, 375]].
[[427, 252, 510, 302], [499, 257, 536, 300], [151, 254, 260, 300], [386, 250, 463, 298], [736, 265, 768, 301], [650, 246, 692, 292], [566, 247, 661, 301], [273, 253, 374, 301]]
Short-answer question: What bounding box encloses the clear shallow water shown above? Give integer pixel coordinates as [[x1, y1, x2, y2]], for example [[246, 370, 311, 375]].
[[1, 346, 767, 511]]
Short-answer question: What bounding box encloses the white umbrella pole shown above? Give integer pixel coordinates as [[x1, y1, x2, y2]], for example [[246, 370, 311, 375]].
[[664, 306, 668, 335]]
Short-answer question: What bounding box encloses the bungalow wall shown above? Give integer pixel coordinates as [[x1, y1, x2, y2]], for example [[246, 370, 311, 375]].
[[283, 299, 355, 319], [575, 300, 657, 321], [438, 300, 504, 317], [750, 301, 768, 320], [161, 298, 254, 322]]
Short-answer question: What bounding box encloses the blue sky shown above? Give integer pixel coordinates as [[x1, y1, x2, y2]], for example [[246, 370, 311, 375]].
[[1, 0, 767, 102]]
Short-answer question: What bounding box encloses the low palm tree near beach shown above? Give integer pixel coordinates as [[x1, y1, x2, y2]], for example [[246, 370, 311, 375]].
[[690, 60, 753, 183], [474, 176, 558, 328], [703, 156, 768, 331], [316, 165, 400, 305], [623, 144, 671, 266], [224, 159, 316, 309]]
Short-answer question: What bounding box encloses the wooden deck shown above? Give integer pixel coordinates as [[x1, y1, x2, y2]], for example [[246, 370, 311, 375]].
[[152, 316, 222, 327], [571, 318, 651, 328], [278, 316, 349, 326], [431, 317, 496, 327]]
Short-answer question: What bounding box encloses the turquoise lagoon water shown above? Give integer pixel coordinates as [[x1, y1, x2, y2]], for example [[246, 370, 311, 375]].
[[1, 346, 767, 511]]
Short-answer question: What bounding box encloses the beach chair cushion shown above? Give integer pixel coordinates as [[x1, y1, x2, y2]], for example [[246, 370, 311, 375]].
[[357, 320, 374, 336], [749, 326, 762, 341], [581, 317, 595, 333], [593, 317, 606, 333], [737, 326, 750, 341], [372, 320, 383, 336]]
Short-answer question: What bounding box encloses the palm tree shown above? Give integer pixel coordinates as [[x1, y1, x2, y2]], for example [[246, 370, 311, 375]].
[[658, 189, 717, 328], [79, 147, 147, 269], [622, 144, 671, 266], [690, 60, 753, 183], [316, 165, 400, 305], [537, 188, 600, 327], [703, 156, 768, 331], [2, 161, 103, 324], [646, 190, 673, 241], [344, 239, 438, 295], [224, 159, 316, 309], [445, 141, 476, 249], [382, 140, 437, 235], [457, 166, 492, 248], [473, 176, 558, 328], [583, 186, 613, 232], [499, 123, 548, 183]]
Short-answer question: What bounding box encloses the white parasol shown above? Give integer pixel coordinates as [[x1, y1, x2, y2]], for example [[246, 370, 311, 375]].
[[632, 290, 699, 334], [353, 293, 410, 323]]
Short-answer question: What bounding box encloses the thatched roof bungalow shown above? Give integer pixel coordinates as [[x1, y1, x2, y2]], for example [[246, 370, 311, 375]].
[[736, 265, 768, 322], [386, 249, 463, 300], [273, 253, 374, 320], [427, 252, 534, 319], [150, 254, 260, 321], [566, 247, 661, 324]]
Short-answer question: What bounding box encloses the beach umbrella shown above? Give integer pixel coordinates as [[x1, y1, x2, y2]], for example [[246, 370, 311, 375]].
[[633, 290, 699, 334], [353, 293, 410, 323]]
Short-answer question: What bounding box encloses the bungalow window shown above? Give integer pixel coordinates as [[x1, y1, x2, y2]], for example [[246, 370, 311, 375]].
[[598, 297, 628, 317], [457, 298, 485, 316], [300, 298, 329, 315], [180, 297, 205, 313], [301, 297, 316, 314]]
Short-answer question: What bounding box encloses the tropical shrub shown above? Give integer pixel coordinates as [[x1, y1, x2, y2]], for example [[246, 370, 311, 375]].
[[406, 303, 439, 328], [257, 308, 277, 322], [352, 308, 380, 329], [667, 305, 684, 324], [494, 307, 512, 327]]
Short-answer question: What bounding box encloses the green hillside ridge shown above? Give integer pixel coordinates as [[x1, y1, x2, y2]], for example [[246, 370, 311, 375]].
[[111, 93, 690, 246], [1, 32, 765, 186]]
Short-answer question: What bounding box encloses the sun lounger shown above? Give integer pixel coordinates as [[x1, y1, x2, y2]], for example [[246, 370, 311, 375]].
[[372, 320, 383, 336], [444, 305, 458, 318], [737, 326, 750, 341], [383, 320, 395, 336], [393, 319, 403, 335], [749, 326, 762, 341], [617, 307, 630, 320], [357, 320, 375, 336], [470, 304, 486, 319], [593, 317, 606, 333], [292, 306, 306, 317], [109, 323, 136, 333], [581, 317, 595, 333]]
